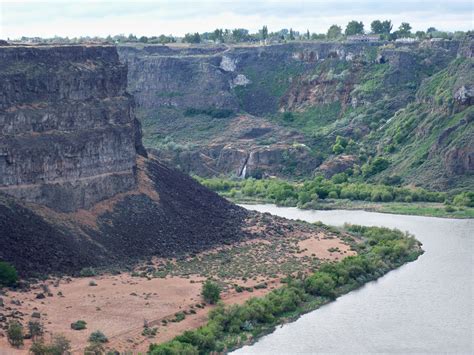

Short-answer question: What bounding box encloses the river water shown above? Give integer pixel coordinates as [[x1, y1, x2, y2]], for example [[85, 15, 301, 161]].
[[234, 205, 473, 354]]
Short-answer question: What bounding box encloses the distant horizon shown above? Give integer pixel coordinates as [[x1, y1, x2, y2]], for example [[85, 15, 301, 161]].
[[1, 0, 472, 39]]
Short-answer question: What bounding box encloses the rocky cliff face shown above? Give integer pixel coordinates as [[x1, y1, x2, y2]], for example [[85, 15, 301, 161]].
[[120, 39, 473, 189], [0, 45, 145, 212], [0, 45, 250, 277]]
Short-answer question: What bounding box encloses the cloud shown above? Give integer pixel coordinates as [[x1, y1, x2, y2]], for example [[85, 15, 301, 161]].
[[1, 0, 472, 39]]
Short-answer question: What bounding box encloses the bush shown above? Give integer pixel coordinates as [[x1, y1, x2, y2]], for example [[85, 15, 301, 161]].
[[28, 320, 43, 339], [0, 261, 18, 287], [30, 335, 71, 355], [7, 321, 23, 347], [79, 267, 97, 277], [305, 272, 336, 298], [150, 340, 198, 354], [71, 320, 87, 330], [88, 330, 108, 343], [202, 280, 221, 304]]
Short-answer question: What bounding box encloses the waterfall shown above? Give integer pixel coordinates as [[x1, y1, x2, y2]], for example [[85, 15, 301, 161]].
[[239, 163, 247, 179]]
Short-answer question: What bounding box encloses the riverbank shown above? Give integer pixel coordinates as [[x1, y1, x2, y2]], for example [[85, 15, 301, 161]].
[[0, 212, 355, 353], [149, 224, 423, 354], [196, 177, 474, 219], [230, 196, 474, 219]]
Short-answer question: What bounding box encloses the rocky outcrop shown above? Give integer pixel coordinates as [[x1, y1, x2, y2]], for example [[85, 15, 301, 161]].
[[0, 45, 251, 277], [0, 45, 146, 212]]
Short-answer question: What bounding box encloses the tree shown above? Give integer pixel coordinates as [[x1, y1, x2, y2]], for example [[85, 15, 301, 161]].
[[261, 25, 268, 40], [305, 272, 336, 298], [398, 22, 412, 37], [306, 29, 310, 40], [202, 280, 221, 304], [212, 28, 224, 42], [371, 20, 392, 34], [184, 32, 201, 43], [345, 21, 364, 36], [289, 28, 295, 40], [427, 27, 437, 34], [139, 36, 148, 43], [327, 24, 342, 39], [7, 321, 23, 347], [371, 20, 383, 34], [0, 261, 18, 286]]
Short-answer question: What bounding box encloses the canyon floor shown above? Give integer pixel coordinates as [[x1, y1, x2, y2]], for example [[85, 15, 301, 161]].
[[0, 214, 355, 354]]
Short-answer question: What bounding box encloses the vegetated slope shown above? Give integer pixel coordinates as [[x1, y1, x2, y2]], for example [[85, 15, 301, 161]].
[[375, 57, 473, 191], [0, 157, 248, 277], [122, 38, 472, 191]]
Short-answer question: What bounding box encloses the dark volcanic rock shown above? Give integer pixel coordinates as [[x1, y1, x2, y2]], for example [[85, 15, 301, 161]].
[[0, 45, 145, 212]]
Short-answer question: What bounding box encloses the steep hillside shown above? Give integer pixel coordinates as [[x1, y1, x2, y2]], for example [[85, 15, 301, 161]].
[[0, 45, 249, 277], [121, 38, 473, 191]]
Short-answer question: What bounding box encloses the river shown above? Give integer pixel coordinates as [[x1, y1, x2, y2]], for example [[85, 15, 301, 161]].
[[234, 205, 473, 354]]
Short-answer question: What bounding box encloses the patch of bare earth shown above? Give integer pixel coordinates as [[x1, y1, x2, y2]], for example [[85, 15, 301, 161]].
[[0, 213, 356, 354]]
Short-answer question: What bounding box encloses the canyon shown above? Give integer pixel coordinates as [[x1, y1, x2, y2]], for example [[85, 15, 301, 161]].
[[119, 38, 473, 190]]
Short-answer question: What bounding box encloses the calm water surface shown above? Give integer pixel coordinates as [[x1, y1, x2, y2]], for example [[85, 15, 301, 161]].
[[234, 205, 473, 354]]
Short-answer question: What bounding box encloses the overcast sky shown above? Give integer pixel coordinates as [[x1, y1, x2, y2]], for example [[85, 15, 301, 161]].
[[1, 0, 472, 39]]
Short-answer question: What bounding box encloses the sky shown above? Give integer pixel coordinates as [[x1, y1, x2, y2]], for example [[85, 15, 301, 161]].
[[0, 0, 472, 39]]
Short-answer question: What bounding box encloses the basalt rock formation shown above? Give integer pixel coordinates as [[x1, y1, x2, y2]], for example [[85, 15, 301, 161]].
[[119, 38, 473, 189], [0, 45, 146, 212], [0, 45, 249, 277]]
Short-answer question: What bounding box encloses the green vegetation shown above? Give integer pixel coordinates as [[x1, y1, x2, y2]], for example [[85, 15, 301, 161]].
[[198, 176, 447, 205], [202, 280, 222, 304], [197, 176, 473, 218], [184, 107, 234, 119], [7, 321, 23, 347], [149, 225, 422, 354], [71, 320, 87, 330], [0, 261, 18, 287], [30, 335, 71, 355], [88, 330, 108, 343]]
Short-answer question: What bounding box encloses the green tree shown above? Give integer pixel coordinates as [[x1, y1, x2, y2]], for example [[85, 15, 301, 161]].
[[345, 21, 364, 35], [371, 20, 383, 34], [202, 280, 221, 304], [371, 20, 392, 34], [398, 22, 412, 37], [184, 32, 201, 43], [261, 25, 268, 40], [327, 24, 342, 39], [139, 36, 148, 43], [306, 29, 310, 40], [289, 28, 295, 40], [0, 261, 18, 286], [7, 321, 24, 347]]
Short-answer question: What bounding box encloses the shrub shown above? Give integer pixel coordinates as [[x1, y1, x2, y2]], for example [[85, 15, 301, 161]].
[[0, 261, 18, 287], [7, 321, 23, 347], [149, 340, 198, 354], [88, 330, 108, 343], [30, 335, 71, 355], [28, 320, 43, 339], [174, 312, 186, 322], [79, 267, 97, 277], [202, 280, 221, 304], [71, 320, 87, 330], [305, 272, 336, 298]]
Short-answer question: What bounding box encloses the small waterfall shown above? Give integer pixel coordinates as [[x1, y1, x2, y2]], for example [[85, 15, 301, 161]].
[[239, 163, 247, 179]]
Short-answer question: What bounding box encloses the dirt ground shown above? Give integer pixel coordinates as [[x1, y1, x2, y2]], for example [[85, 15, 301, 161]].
[[0, 222, 355, 354]]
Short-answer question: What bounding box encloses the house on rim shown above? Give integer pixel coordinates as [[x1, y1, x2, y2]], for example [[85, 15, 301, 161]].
[[346, 34, 380, 42]]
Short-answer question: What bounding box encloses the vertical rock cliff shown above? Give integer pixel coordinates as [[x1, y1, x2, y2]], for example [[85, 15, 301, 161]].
[[0, 45, 145, 212]]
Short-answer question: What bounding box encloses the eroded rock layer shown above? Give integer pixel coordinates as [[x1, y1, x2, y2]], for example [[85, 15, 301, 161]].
[[0, 45, 145, 212]]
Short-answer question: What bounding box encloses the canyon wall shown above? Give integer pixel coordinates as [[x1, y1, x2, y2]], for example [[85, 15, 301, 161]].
[[0, 45, 146, 212]]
